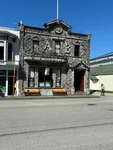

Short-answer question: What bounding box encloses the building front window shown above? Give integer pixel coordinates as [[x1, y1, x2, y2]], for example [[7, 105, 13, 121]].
[[74, 45, 80, 57], [28, 68, 35, 87], [8, 43, 13, 61], [0, 70, 6, 96], [56, 68, 61, 87], [38, 68, 52, 88], [0, 41, 4, 61], [55, 41, 60, 54], [33, 40, 39, 52]]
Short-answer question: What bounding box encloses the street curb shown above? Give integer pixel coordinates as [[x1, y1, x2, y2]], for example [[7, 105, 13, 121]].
[[0, 95, 100, 100]]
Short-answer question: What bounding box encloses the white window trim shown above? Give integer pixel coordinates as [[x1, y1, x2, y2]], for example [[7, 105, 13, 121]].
[[0, 40, 15, 64], [0, 40, 5, 63], [0, 41, 4, 46]]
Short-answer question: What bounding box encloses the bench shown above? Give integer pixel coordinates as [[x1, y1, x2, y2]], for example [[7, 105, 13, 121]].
[[24, 88, 40, 96], [52, 88, 67, 96]]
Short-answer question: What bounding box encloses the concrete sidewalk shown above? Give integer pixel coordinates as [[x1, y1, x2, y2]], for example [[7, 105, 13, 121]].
[[0, 96, 112, 108], [0, 94, 100, 100], [92, 91, 113, 97]]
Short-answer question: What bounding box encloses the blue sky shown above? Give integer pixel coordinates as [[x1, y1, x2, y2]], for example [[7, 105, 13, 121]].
[[0, 0, 113, 58]]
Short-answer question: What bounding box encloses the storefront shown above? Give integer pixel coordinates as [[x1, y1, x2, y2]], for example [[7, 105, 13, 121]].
[[0, 70, 6, 96], [0, 66, 19, 97], [0, 27, 20, 97], [28, 67, 61, 88]]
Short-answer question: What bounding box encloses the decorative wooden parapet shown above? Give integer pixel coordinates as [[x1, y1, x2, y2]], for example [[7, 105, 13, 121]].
[[24, 88, 40, 96], [52, 88, 67, 95]]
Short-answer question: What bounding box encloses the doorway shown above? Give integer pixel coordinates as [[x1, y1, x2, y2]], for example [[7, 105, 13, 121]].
[[8, 70, 16, 95], [8, 76, 13, 95], [74, 69, 85, 92]]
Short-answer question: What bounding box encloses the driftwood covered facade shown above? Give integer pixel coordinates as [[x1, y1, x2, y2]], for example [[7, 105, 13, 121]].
[[18, 20, 91, 96]]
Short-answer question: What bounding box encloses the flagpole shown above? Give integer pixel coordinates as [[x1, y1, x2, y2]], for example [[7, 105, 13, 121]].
[[57, 0, 59, 20]]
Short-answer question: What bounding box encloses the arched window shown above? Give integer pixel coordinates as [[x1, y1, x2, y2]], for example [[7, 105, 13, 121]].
[[32, 36, 40, 52], [33, 40, 39, 51]]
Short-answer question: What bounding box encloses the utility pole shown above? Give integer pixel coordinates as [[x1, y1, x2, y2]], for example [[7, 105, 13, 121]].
[[12, 64, 16, 98]]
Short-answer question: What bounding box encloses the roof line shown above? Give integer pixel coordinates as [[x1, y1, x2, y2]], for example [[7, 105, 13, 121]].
[[91, 52, 113, 60], [0, 26, 19, 31], [44, 19, 72, 29], [23, 25, 46, 31]]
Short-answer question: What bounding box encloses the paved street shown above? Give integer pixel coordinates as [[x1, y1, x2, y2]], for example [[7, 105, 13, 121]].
[[0, 96, 113, 150]]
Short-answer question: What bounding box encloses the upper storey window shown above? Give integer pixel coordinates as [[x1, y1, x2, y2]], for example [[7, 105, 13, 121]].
[[0, 41, 4, 61], [74, 45, 80, 57], [8, 43, 13, 61], [55, 41, 61, 54], [33, 40, 39, 51]]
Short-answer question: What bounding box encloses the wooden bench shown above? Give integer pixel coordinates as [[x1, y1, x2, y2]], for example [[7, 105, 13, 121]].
[[24, 88, 40, 96], [52, 88, 67, 96]]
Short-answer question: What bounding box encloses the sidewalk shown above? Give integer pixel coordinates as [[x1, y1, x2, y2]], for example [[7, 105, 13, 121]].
[[92, 91, 113, 97], [0, 94, 100, 100], [0, 95, 112, 109]]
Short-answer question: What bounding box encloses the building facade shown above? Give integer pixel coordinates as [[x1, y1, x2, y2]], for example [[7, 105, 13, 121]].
[[0, 27, 20, 96], [90, 53, 113, 92], [18, 20, 91, 96]]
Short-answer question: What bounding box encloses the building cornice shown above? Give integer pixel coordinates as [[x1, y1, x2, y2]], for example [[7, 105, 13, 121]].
[[23, 31, 88, 41]]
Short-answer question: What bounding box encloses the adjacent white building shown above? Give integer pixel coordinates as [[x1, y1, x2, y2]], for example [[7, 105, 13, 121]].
[[0, 27, 20, 96], [90, 53, 113, 92]]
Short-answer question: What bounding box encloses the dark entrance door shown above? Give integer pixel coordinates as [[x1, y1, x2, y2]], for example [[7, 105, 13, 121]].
[[74, 69, 85, 92], [8, 70, 16, 95], [8, 76, 13, 95]]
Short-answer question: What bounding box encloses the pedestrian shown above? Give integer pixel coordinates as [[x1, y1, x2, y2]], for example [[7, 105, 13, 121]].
[[101, 83, 105, 96]]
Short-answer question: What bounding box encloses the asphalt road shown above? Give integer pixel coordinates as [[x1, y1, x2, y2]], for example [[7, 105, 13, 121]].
[[0, 96, 113, 150]]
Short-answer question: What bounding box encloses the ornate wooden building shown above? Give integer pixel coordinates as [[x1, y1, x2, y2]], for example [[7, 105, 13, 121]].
[[18, 20, 91, 96]]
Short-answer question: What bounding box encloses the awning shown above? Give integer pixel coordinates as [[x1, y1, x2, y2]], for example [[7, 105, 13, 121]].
[[90, 76, 98, 81], [24, 56, 67, 63], [0, 65, 18, 70]]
